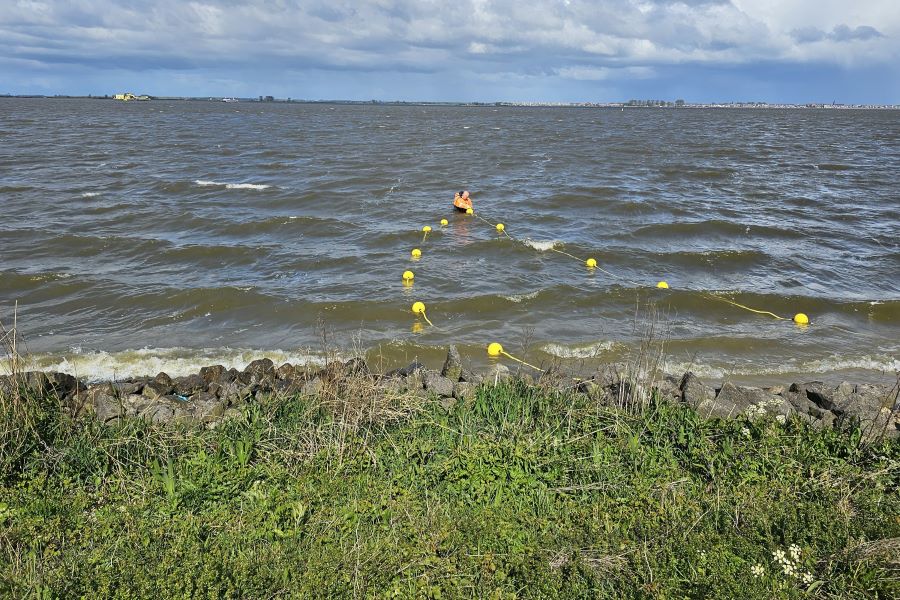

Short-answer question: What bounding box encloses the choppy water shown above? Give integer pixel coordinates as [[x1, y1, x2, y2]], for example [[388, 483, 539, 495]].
[[1, 98, 898, 382]]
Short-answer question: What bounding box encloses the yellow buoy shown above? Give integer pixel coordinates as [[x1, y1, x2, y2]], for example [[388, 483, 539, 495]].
[[793, 313, 809, 325], [586, 258, 597, 268], [411, 248, 422, 258], [496, 223, 505, 232], [487, 342, 503, 357], [422, 226, 432, 233], [440, 218, 448, 226], [412, 301, 426, 315], [657, 281, 669, 289], [466, 208, 473, 215], [402, 270, 414, 281]]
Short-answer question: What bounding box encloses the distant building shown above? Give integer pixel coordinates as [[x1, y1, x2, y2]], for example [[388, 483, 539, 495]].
[[114, 93, 150, 101]]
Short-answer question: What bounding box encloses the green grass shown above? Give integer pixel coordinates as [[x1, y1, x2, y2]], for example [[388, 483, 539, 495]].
[[1, 381, 898, 598]]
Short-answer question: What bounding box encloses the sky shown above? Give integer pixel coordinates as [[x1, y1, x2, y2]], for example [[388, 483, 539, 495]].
[[2, 0, 898, 103]]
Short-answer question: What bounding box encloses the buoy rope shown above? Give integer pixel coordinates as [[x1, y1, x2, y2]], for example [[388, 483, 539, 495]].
[[501, 350, 542, 372], [472, 211, 512, 239], [467, 206, 803, 323], [420, 311, 434, 327], [701, 292, 787, 320]]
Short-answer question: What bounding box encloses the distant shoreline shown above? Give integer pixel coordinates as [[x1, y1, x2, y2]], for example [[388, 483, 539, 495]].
[[2, 94, 898, 110]]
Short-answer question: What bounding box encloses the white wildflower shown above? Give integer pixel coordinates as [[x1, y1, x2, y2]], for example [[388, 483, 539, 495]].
[[751, 564, 765, 578], [783, 563, 796, 576], [775, 414, 787, 424], [789, 544, 801, 562], [747, 405, 766, 419], [773, 549, 786, 562], [741, 427, 751, 438], [801, 572, 814, 585]]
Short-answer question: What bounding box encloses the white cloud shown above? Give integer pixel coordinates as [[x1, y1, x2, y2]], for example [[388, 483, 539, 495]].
[[557, 65, 655, 80], [0, 1, 897, 91]]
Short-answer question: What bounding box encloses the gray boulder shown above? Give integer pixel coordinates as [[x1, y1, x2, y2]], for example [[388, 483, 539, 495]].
[[301, 377, 324, 397], [388, 361, 426, 378], [653, 375, 682, 402], [485, 363, 511, 384], [79, 387, 124, 423], [142, 380, 172, 401], [199, 364, 227, 384], [453, 381, 478, 402], [424, 371, 454, 398], [789, 381, 898, 438], [680, 372, 716, 412], [375, 376, 405, 396], [441, 345, 463, 382], [714, 382, 792, 420], [190, 392, 226, 423], [110, 381, 144, 397], [244, 358, 275, 387], [831, 383, 898, 439], [275, 363, 295, 381], [460, 369, 483, 384], [173, 374, 207, 396]]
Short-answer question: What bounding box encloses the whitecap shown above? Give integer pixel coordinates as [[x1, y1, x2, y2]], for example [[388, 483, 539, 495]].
[[502, 290, 540, 303], [14, 347, 329, 381], [523, 239, 560, 251], [662, 355, 900, 380], [195, 179, 271, 190], [541, 342, 614, 359], [80, 192, 101, 198]]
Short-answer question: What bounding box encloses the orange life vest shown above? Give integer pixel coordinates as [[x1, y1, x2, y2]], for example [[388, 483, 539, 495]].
[[453, 196, 473, 210]]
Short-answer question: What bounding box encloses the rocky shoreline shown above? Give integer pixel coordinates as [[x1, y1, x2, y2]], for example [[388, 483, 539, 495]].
[[3, 345, 898, 440]]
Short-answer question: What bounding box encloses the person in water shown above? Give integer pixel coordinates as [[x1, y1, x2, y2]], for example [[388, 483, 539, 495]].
[[453, 190, 473, 212]]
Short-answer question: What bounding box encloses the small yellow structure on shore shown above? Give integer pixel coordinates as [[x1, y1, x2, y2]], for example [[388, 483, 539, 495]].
[[114, 93, 150, 101]]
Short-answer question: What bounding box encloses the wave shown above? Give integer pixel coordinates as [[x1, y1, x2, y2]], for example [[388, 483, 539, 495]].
[[628, 220, 795, 240], [663, 354, 900, 381], [0, 185, 33, 193], [0, 270, 76, 295], [80, 192, 101, 198], [195, 180, 271, 190], [19, 347, 327, 381], [502, 290, 540, 303], [160, 243, 264, 266], [523, 239, 561, 251], [217, 215, 347, 237], [647, 248, 770, 268], [541, 341, 615, 359]]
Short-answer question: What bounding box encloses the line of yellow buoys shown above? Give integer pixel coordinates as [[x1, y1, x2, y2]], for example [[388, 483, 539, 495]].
[[403, 203, 809, 371]]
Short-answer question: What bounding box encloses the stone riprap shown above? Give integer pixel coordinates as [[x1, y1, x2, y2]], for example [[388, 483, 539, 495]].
[[2, 348, 897, 440]]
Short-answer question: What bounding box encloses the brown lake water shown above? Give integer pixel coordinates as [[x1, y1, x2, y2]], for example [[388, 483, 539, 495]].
[[1, 98, 898, 382]]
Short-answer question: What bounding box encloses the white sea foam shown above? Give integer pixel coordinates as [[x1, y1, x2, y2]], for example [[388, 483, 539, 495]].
[[80, 192, 101, 198], [503, 290, 540, 303], [523, 239, 560, 251], [195, 180, 271, 190], [662, 355, 900, 381], [17, 347, 329, 382], [541, 342, 615, 359]]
